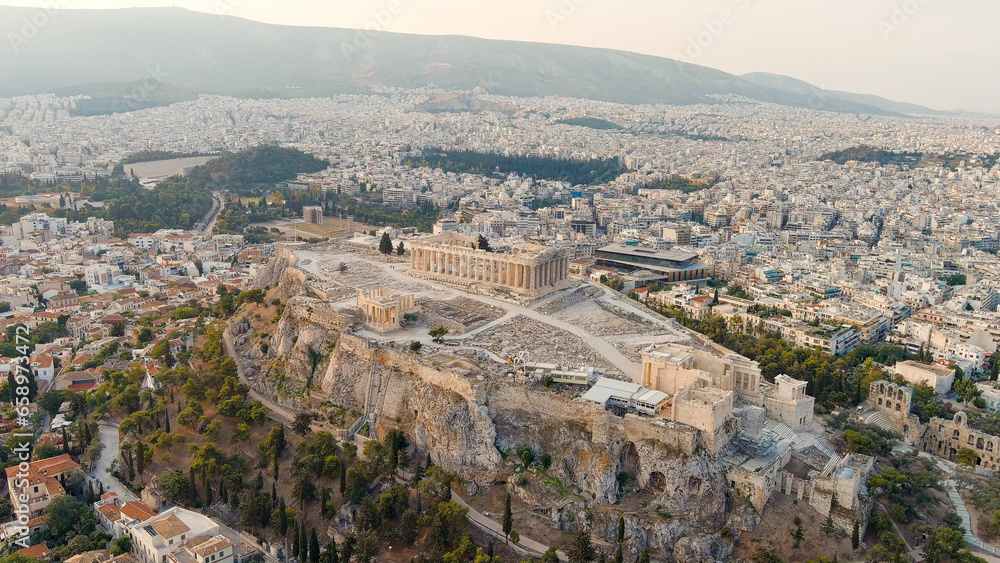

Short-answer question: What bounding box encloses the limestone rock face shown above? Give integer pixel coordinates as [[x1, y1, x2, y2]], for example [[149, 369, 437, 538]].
[[410, 388, 502, 492], [592, 512, 691, 560], [253, 247, 297, 290], [672, 534, 733, 563]]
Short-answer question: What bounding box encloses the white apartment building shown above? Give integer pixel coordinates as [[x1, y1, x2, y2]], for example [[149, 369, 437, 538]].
[[129, 507, 218, 563], [15, 213, 68, 240], [893, 360, 956, 395]]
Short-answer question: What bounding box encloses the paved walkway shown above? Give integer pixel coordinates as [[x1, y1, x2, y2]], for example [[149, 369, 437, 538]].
[[451, 491, 567, 561], [94, 422, 138, 501], [944, 479, 1000, 558]]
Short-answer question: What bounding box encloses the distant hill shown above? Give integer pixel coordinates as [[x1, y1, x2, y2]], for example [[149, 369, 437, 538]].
[[0, 7, 952, 117], [56, 79, 197, 116], [818, 145, 923, 166], [741, 72, 968, 116], [417, 94, 512, 113], [186, 146, 329, 193]]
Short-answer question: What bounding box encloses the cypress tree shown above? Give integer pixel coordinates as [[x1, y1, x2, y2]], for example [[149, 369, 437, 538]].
[[189, 466, 197, 500], [502, 494, 513, 543], [292, 519, 301, 558], [617, 515, 626, 544], [309, 528, 320, 563], [220, 479, 228, 505], [62, 426, 69, 453], [299, 521, 308, 560], [272, 481, 278, 504], [339, 461, 346, 495], [278, 497, 288, 536], [340, 535, 354, 563], [852, 521, 860, 550], [322, 537, 338, 563]]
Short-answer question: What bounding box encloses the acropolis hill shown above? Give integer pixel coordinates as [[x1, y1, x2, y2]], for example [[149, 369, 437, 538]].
[[227, 241, 837, 561]]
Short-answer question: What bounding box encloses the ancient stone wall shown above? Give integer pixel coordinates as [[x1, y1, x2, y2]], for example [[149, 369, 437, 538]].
[[869, 380, 914, 427], [921, 411, 1000, 471]]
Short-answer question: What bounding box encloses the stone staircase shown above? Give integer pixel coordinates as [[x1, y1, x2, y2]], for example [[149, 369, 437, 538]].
[[768, 421, 800, 444], [821, 453, 842, 477], [862, 410, 900, 435]]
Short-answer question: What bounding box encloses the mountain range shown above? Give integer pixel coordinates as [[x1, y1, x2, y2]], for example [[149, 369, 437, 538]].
[[0, 7, 968, 117]]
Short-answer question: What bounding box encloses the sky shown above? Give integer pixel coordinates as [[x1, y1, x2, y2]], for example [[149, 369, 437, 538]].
[[4, 0, 999, 113]]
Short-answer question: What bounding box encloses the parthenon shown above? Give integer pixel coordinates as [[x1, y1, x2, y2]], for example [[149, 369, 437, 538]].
[[408, 233, 569, 299]]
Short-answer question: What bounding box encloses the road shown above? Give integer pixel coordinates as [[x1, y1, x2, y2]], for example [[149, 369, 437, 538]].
[[451, 490, 567, 562], [94, 422, 138, 501], [198, 191, 226, 236]]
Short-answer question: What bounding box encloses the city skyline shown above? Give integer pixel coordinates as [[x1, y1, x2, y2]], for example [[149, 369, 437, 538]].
[[2, 0, 998, 113]]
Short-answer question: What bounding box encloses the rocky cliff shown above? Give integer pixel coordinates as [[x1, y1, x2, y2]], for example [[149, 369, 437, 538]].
[[233, 261, 745, 561]]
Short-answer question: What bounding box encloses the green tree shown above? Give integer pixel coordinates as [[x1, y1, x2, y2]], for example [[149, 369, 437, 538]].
[[277, 497, 288, 536], [502, 494, 513, 543], [567, 529, 596, 563], [477, 234, 492, 252], [821, 514, 836, 535], [354, 530, 379, 563], [852, 521, 861, 550], [400, 509, 418, 546], [378, 232, 393, 255], [870, 530, 908, 563], [320, 538, 338, 563], [293, 413, 313, 436], [37, 389, 63, 416], [110, 535, 133, 556], [232, 422, 251, 445], [790, 516, 805, 548], [396, 241, 405, 256], [954, 447, 980, 466], [429, 325, 449, 340], [154, 470, 190, 503], [309, 528, 320, 563], [540, 547, 560, 562], [954, 378, 981, 406]]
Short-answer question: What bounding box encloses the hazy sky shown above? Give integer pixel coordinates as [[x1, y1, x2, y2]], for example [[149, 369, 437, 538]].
[[5, 0, 999, 113]]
